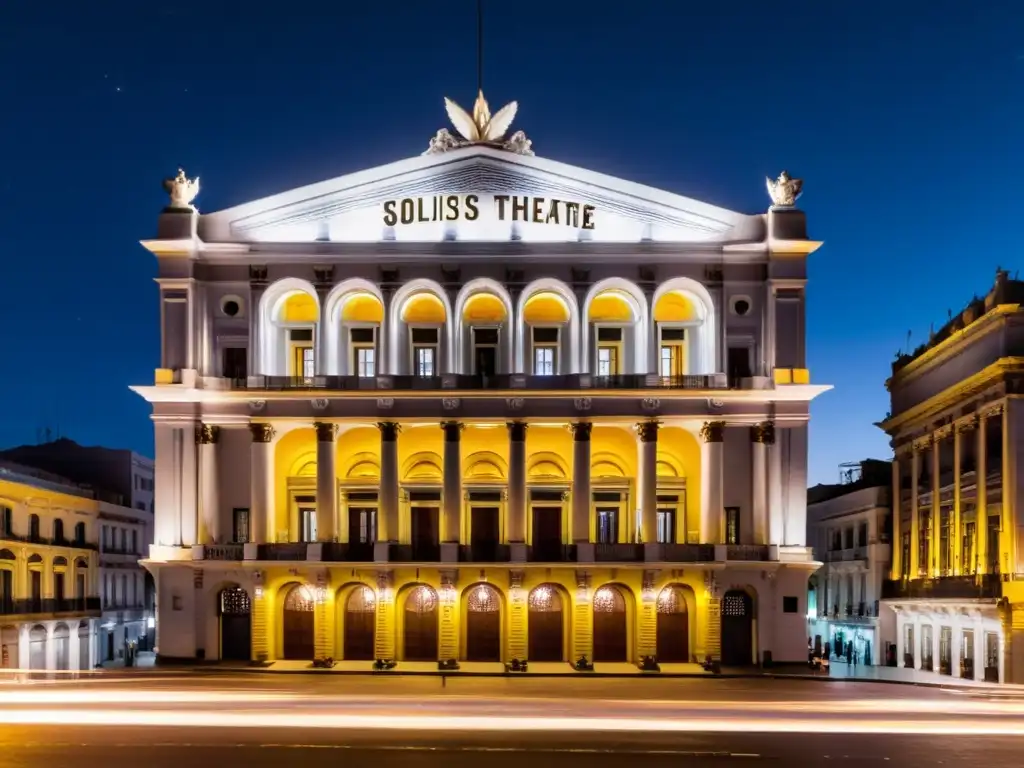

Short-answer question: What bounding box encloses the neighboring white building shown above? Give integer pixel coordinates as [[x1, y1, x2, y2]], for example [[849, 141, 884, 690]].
[[806, 460, 894, 666], [136, 91, 829, 669], [881, 269, 1024, 684], [0, 461, 102, 670], [97, 501, 153, 663]]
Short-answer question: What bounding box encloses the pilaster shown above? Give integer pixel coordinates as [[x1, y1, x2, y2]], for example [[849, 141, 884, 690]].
[[750, 421, 774, 546], [314, 422, 338, 543], [196, 424, 220, 545], [570, 423, 592, 544], [249, 423, 275, 545], [378, 422, 400, 543], [507, 422, 528, 546], [507, 570, 527, 660], [636, 420, 659, 544], [699, 421, 725, 544]]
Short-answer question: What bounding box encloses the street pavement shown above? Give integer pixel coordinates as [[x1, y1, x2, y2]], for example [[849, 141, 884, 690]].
[[0, 672, 1021, 766]]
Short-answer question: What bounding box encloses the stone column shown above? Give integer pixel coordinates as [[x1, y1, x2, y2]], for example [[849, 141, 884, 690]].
[[17, 624, 29, 669], [953, 426, 962, 575], [69, 627, 80, 672], [570, 423, 592, 543], [977, 416, 988, 573], [636, 420, 659, 544], [249, 423, 275, 545], [700, 421, 725, 544], [196, 425, 220, 545], [751, 422, 774, 546], [891, 455, 902, 579], [506, 422, 528, 545], [442, 422, 463, 545], [315, 422, 338, 542], [931, 437, 940, 576], [87, 619, 97, 670], [45, 623, 56, 670], [910, 447, 920, 576], [767, 427, 784, 546], [378, 422, 400, 543]]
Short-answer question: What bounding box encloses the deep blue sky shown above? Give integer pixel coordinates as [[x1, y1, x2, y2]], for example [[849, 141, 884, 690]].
[[0, 1, 1020, 485]]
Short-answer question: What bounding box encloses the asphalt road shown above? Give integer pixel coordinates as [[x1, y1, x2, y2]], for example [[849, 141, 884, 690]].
[[0, 672, 1021, 766]]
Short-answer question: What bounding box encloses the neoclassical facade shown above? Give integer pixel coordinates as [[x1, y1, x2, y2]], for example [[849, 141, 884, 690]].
[[138, 93, 827, 668], [881, 269, 1024, 683]]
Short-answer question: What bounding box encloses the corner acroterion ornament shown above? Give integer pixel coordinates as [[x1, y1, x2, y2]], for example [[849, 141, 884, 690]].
[[163, 168, 200, 211]]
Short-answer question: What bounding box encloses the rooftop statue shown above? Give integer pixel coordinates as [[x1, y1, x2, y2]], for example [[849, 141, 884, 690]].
[[163, 168, 200, 211], [765, 170, 803, 208], [425, 90, 534, 156]]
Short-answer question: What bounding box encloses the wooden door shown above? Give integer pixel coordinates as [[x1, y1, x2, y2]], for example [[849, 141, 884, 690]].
[[411, 507, 440, 560], [655, 586, 689, 662], [721, 590, 754, 666], [527, 585, 564, 661], [344, 587, 376, 660], [471, 507, 500, 558], [466, 584, 501, 661], [282, 586, 315, 660], [531, 506, 562, 560], [403, 586, 438, 661], [592, 586, 627, 662], [219, 587, 252, 661]]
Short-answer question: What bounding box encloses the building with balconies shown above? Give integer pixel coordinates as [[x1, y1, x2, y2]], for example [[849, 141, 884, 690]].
[[806, 460, 893, 666], [880, 269, 1024, 683], [136, 92, 828, 669], [0, 460, 102, 670], [97, 500, 153, 663]]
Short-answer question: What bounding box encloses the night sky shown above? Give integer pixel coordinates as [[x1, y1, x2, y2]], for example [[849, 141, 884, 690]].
[[1, 1, 1021, 485]]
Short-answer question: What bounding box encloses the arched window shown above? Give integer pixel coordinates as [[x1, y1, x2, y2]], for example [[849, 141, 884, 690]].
[[74, 522, 86, 545], [29, 514, 40, 542], [53, 519, 65, 544]]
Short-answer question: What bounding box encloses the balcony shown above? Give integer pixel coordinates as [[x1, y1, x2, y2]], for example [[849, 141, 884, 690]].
[[594, 543, 644, 562], [881, 574, 1002, 601], [528, 544, 578, 563], [0, 533, 97, 551], [322, 542, 374, 562], [726, 544, 770, 561], [199, 544, 244, 561], [257, 543, 309, 561], [0, 597, 101, 617], [388, 544, 442, 563], [660, 543, 716, 562], [458, 544, 512, 563], [229, 372, 729, 393]]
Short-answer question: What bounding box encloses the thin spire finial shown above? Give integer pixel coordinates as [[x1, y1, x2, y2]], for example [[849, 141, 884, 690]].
[[477, 0, 484, 95]]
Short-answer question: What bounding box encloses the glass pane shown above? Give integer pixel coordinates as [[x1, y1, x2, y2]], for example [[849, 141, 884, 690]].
[[302, 347, 315, 378], [357, 348, 375, 377], [416, 347, 435, 376]]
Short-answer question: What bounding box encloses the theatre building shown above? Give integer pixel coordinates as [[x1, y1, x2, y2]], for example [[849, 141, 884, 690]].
[[137, 92, 827, 669], [881, 270, 1024, 683]]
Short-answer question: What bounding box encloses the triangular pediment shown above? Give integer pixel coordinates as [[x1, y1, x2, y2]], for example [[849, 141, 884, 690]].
[[200, 146, 760, 245]]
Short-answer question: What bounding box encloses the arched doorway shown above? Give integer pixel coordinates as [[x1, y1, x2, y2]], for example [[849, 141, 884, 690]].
[[282, 584, 315, 660], [403, 585, 438, 661], [219, 586, 252, 661], [592, 585, 628, 662], [53, 624, 70, 670], [29, 625, 46, 669], [527, 584, 564, 661], [721, 589, 754, 666], [77, 622, 91, 670], [465, 584, 501, 662], [343, 586, 376, 660], [656, 585, 690, 662]]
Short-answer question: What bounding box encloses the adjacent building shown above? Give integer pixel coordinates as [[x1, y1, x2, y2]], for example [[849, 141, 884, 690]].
[[136, 91, 828, 669], [880, 269, 1024, 683], [0, 460, 102, 669], [0, 440, 155, 666], [806, 460, 893, 665]]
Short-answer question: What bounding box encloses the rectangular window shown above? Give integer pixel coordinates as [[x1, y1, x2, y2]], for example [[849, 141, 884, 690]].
[[131, 530, 138, 554], [727, 346, 752, 385], [534, 347, 555, 375], [233, 508, 250, 544], [356, 347, 376, 377], [659, 328, 686, 377], [222, 347, 248, 380], [54, 573, 65, 604], [596, 509, 618, 544], [657, 508, 675, 544], [76, 573, 86, 608], [725, 507, 740, 544], [962, 521, 976, 574], [900, 531, 911, 578], [597, 346, 619, 376], [289, 329, 314, 378], [782, 596, 798, 613], [857, 522, 868, 547], [0, 506, 10, 536], [300, 507, 317, 543], [415, 346, 435, 376]]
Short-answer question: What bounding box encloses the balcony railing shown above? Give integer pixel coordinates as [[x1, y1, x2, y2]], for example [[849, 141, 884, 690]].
[[257, 543, 309, 561], [726, 544, 770, 561], [881, 574, 1002, 601], [528, 544, 578, 563], [201, 544, 244, 561], [322, 542, 374, 562], [660, 543, 717, 562], [388, 543, 442, 563], [594, 543, 644, 562], [0, 597, 101, 616], [0, 533, 97, 551], [229, 372, 728, 393], [458, 544, 511, 563]]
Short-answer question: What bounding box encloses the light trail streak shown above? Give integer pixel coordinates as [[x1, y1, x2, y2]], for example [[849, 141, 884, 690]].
[[0, 708, 1023, 736]]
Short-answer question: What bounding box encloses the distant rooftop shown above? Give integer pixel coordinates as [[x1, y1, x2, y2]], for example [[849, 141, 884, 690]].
[[807, 459, 890, 506], [0, 459, 95, 500], [892, 269, 1024, 375]]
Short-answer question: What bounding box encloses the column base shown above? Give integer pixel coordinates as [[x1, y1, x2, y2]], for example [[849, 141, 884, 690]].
[[243, 543, 260, 560], [440, 543, 460, 563], [576, 543, 595, 563], [510, 542, 528, 563], [306, 543, 323, 562], [643, 543, 661, 562], [373, 542, 391, 563]]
